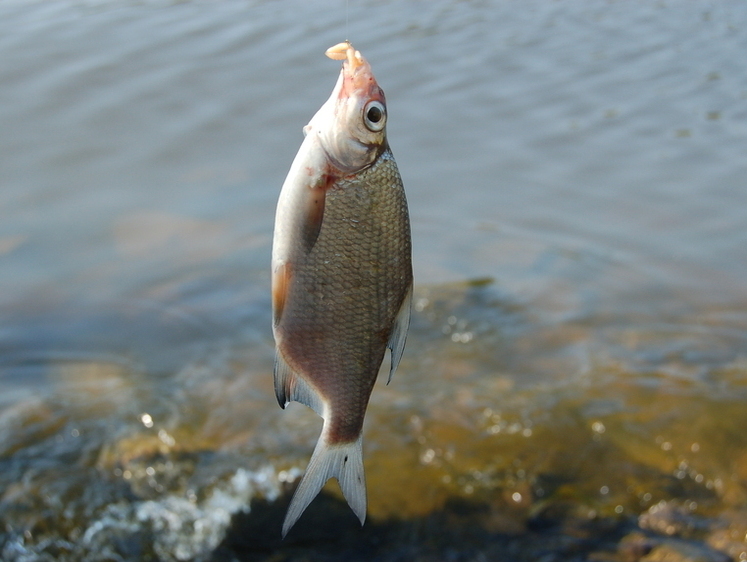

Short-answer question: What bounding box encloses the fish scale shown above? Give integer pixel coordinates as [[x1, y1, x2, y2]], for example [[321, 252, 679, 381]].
[[280, 150, 411, 442]]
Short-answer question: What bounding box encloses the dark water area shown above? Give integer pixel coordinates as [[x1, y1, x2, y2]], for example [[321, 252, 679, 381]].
[[1, 0, 747, 560]]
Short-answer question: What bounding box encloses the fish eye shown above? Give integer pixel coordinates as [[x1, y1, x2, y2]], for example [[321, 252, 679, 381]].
[[363, 100, 386, 132]]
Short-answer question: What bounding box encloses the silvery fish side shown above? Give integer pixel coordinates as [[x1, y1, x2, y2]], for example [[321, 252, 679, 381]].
[[271, 42, 412, 537]]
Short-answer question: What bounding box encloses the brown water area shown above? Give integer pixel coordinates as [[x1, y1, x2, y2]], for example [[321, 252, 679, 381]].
[[1, 1, 746, 561]]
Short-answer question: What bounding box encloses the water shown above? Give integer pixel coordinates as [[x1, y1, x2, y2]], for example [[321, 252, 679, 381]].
[[1, 0, 746, 560]]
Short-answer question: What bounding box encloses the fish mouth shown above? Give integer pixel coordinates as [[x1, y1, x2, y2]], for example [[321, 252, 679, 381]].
[[326, 42, 384, 103]]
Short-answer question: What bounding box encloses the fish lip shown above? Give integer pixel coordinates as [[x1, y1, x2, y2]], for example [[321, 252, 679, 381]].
[[339, 50, 385, 107], [326, 42, 383, 101]]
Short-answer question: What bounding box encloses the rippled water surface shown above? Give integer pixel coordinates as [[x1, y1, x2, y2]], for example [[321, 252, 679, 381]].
[[1, 1, 746, 560]]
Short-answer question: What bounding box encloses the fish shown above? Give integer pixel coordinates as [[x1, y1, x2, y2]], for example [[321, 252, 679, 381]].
[[271, 41, 413, 537]]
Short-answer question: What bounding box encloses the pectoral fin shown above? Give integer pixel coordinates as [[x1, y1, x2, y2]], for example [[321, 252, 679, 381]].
[[272, 140, 334, 275], [300, 184, 326, 253], [386, 283, 412, 384], [272, 174, 329, 326]]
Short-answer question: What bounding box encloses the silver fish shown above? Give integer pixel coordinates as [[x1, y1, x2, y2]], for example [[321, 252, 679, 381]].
[[271, 42, 412, 537]]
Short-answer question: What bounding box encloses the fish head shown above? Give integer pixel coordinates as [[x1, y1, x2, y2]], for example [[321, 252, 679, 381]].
[[309, 43, 388, 174]]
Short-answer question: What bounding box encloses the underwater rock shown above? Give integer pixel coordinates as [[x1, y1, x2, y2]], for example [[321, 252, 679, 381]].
[[639, 539, 730, 562]]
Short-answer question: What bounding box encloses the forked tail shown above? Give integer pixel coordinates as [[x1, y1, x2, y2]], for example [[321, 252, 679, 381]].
[[282, 432, 366, 538]]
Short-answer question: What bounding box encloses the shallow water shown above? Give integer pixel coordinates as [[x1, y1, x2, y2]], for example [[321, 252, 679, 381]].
[[1, 1, 746, 560]]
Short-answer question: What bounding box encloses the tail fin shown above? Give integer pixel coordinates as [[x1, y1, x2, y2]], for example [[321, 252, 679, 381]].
[[282, 432, 366, 538]]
